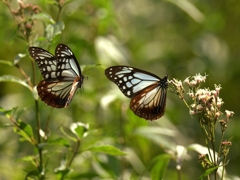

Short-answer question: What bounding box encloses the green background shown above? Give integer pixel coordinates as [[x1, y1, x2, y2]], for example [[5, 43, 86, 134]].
[[0, 0, 239, 179]]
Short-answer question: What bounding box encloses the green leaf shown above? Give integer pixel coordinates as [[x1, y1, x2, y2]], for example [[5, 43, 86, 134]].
[[0, 75, 32, 91], [32, 13, 55, 24], [83, 145, 127, 156], [198, 166, 219, 180], [0, 60, 13, 66], [16, 155, 37, 166], [167, 0, 204, 23], [54, 155, 71, 179], [46, 21, 65, 41], [55, 168, 71, 180], [25, 170, 40, 179], [14, 120, 34, 144], [48, 138, 70, 148], [13, 53, 26, 65], [70, 122, 89, 139], [0, 106, 18, 117], [60, 126, 77, 142], [150, 154, 171, 180]]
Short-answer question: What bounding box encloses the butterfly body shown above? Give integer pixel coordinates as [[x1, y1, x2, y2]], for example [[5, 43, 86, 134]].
[[29, 44, 84, 108], [105, 66, 168, 120]]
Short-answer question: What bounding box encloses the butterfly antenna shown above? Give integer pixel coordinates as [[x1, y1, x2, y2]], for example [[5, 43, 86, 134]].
[[166, 62, 172, 74], [169, 66, 184, 74], [83, 64, 101, 74]]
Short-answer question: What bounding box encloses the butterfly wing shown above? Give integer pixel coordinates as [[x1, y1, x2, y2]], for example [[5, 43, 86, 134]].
[[55, 44, 82, 80], [37, 76, 82, 108], [28, 44, 84, 108], [105, 66, 168, 120], [28, 46, 57, 80], [130, 81, 167, 120]]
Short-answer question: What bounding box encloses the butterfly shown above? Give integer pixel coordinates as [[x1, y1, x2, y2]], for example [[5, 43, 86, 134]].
[[28, 44, 84, 108], [105, 66, 168, 120]]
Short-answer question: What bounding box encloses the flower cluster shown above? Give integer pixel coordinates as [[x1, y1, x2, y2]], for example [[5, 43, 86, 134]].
[[169, 78, 185, 100], [184, 73, 207, 88], [221, 140, 232, 157], [188, 86, 224, 124], [3, 0, 41, 41], [183, 74, 234, 131], [198, 154, 211, 169], [170, 73, 234, 127]]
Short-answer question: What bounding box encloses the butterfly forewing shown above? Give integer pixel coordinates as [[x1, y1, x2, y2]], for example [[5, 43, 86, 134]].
[[55, 44, 82, 80], [105, 66, 168, 120], [28, 47, 57, 80], [105, 66, 160, 98], [29, 44, 84, 108]]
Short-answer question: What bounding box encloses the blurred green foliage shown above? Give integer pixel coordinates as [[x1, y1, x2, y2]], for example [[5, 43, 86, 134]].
[[0, 0, 239, 179]]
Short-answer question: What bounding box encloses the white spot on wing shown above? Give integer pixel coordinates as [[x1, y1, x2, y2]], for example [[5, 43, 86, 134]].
[[131, 79, 141, 84], [51, 72, 56, 78], [126, 82, 132, 88], [133, 81, 156, 93], [134, 72, 159, 81], [69, 59, 79, 76], [51, 65, 56, 70], [62, 70, 75, 77], [118, 74, 124, 78], [116, 70, 131, 75]]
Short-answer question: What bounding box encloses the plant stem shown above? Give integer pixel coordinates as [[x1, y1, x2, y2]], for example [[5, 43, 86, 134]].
[[16, 64, 34, 88], [68, 138, 81, 167], [35, 100, 43, 170]]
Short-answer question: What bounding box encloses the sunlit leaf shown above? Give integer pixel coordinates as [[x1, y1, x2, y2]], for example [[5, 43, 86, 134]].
[[95, 35, 129, 65], [54, 155, 71, 179], [32, 13, 55, 24], [14, 120, 34, 144], [46, 21, 65, 41], [0, 60, 13, 66], [0, 106, 18, 117], [0, 75, 32, 91], [168, 0, 205, 23], [198, 166, 219, 180], [13, 53, 26, 65], [70, 122, 89, 139], [60, 126, 77, 142], [25, 170, 40, 179], [135, 126, 177, 150], [16, 155, 37, 166], [84, 145, 126, 156], [150, 154, 171, 180], [55, 168, 71, 180], [48, 138, 70, 148]]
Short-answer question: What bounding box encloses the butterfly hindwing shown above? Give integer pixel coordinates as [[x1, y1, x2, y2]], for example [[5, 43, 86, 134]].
[[130, 82, 167, 120], [105, 66, 168, 120], [37, 80, 73, 108], [29, 44, 84, 108]]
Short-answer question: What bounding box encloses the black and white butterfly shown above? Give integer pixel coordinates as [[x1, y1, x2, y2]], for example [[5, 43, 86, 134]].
[[105, 66, 168, 120], [28, 44, 84, 108]]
